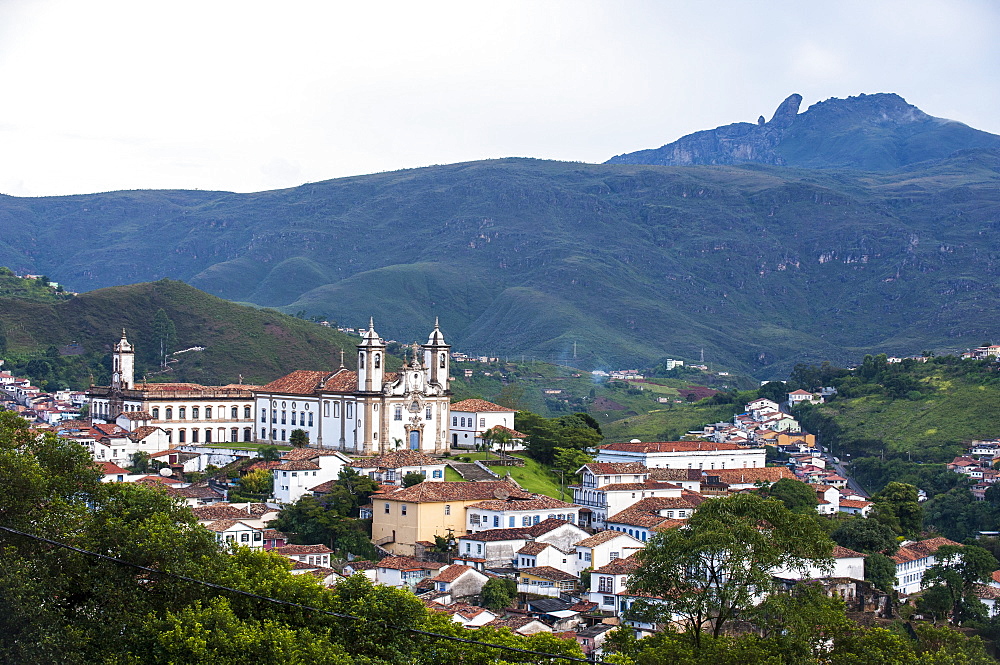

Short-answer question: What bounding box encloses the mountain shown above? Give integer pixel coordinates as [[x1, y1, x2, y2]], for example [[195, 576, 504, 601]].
[[607, 93, 1000, 170], [3, 97, 1000, 378], [0, 279, 366, 385]]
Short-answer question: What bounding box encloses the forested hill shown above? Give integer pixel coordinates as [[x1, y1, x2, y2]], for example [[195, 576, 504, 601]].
[[0, 279, 367, 387], [3, 148, 1000, 377]]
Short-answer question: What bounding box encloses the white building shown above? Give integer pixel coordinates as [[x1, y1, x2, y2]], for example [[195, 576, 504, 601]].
[[253, 319, 452, 454], [892, 537, 962, 595], [272, 448, 353, 505], [596, 440, 765, 470], [350, 450, 447, 485], [88, 331, 257, 445], [449, 398, 517, 450], [574, 530, 644, 574], [466, 494, 580, 532]]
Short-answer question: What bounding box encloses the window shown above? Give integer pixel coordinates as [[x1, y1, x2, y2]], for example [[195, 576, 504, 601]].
[[532, 515, 539, 525], [509, 516, 515, 527], [374, 353, 380, 368], [291, 413, 296, 426], [444, 505, 451, 515], [178, 430, 186, 443], [205, 406, 212, 419], [394, 406, 402, 421], [192, 407, 199, 419], [401, 504, 407, 516], [261, 428, 266, 439], [151, 407, 159, 419], [347, 403, 353, 418], [359, 353, 365, 369], [280, 430, 286, 441], [465, 543, 471, 553], [476, 544, 482, 554], [204, 429, 211, 443], [470, 514, 480, 525], [480, 418, 485, 427], [599, 576, 614, 593], [308, 413, 313, 427], [261, 410, 267, 423], [240, 532, 249, 542], [165, 407, 172, 419], [440, 353, 446, 369], [585, 552, 592, 562], [384, 503, 390, 514], [610, 551, 619, 560], [243, 428, 251, 442], [272, 409, 277, 423], [603, 595, 615, 606], [432, 470, 443, 478], [179, 407, 186, 419], [493, 516, 499, 528], [281, 411, 286, 424], [334, 402, 340, 417], [522, 516, 531, 527], [452, 416, 457, 426], [426, 406, 432, 419], [192, 430, 199, 443], [460, 417, 466, 427], [231, 428, 238, 442]]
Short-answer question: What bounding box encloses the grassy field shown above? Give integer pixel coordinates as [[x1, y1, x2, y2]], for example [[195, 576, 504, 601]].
[[602, 402, 743, 442], [451, 452, 567, 500]]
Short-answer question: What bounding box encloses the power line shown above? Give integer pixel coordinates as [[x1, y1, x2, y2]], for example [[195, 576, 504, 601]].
[[0, 525, 609, 664]]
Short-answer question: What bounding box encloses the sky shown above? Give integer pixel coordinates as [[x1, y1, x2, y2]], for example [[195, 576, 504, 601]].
[[0, 0, 997, 197]]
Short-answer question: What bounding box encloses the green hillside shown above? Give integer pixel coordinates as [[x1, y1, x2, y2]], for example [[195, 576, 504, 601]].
[[2, 133, 1000, 377], [0, 279, 370, 388]]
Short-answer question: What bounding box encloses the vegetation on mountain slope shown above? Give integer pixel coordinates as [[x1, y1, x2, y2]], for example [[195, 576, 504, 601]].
[[2, 147, 1000, 377]]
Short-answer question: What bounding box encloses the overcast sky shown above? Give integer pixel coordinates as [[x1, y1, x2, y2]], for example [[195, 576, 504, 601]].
[[1, 0, 997, 197]]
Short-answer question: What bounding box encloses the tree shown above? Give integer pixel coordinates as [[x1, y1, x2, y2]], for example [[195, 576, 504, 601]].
[[921, 544, 998, 625], [237, 467, 273, 496], [757, 381, 788, 403], [260, 446, 281, 462], [831, 517, 899, 555], [627, 493, 834, 646], [864, 553, 898, 593], [128, 450, 152, 474], [760, 478, 818, 514], [482, 426, 513, 457], [151, 308, 177, 368], [480, 578, 516, 612], [871, 481, 923, 538], [289, 429, 309, 448], [402, 472, 425, 487]]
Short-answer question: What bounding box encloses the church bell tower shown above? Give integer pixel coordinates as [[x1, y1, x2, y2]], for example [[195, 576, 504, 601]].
[[422, 318, 450, 390], [357, 318, 385, 393], [112, 329, 135, 391]]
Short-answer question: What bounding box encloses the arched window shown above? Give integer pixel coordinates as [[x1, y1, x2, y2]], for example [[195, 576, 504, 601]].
[[440, 353, 446, 369], [192, 407, 199, 420], [308, 412, 314, 427], [374, 353, 380, 368], [192, 430, 199, 443], [165, 407, 173, 420], [334, 402, 340, 417], [230, 428, 238, 442], [300, 412, 305, 426], [359, 354, 365, 369], [231, 406, 238, 419], [204, 429, 211, 443], [178, 429, 186, 443], [205, 406, 212, 419], [151, 407, 159, 419], [179, 407, 186, 419], [244, 406, 251, 419], [243, 428, 251, 442]]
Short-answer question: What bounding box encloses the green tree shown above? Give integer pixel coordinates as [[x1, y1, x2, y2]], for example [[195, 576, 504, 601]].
[[921, 544, 998, 625], [128, 450, 152, 474], [150, 308, 177, 368], [237, 467, 273, 496], [871, 481, 923, 538], [403, 472, 425, 487], [480, 577, 516, 612], [290, 429, 309, 448], [760, 478, 819, 514], [627, 493, 834, 646], [832, 518, 899, 555], [864, 553, 898, 593], [260, 446, 281, 462]]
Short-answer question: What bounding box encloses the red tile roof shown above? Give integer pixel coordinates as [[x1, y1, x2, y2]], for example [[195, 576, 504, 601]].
[[599, 441, 746, 453], [517, 542, 553, 555], [518, 566, 577, 582], [377, 556, 444, 571], [260, 370, 331, 395], [461, 518, 578, 542], [582, 462, 648, 475], [97, 461, 128, 475], [575, 530, 641, 548], [429, 564, 483, 583], [709, 467, 794, 484], [381, 479, 531, 503], [323, 369, 359, 392], [467, 495, 575, 511], [275, 544, 333, 555], [593, 555, 641, 575], [351, 450, 441, 469], [450, 399, 512, 413]]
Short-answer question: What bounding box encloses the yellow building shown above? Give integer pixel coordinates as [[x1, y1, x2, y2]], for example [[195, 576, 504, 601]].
[[372, 479, 530, 556], [777, 432, 816, 448]]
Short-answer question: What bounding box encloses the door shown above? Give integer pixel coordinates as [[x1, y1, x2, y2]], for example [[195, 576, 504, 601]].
[[409, 430, 420, 450]]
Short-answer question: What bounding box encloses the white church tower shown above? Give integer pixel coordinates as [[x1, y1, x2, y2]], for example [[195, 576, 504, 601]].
[[357, 318, 385, 393], [422, 317, 450, 389], [112, 329, 135, 391]]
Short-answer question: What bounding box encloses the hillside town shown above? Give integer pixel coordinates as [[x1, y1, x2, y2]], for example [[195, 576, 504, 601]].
[[5, 327, 999, 658]]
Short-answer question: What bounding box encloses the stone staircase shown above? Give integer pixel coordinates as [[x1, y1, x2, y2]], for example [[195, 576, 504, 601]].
[[446, 461, 496, 482]]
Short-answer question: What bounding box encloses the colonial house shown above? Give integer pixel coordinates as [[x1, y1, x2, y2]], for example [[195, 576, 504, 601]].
[[787, 389, 822, 406], [465, 494, 580, 533], [424, 564, 490, 604], [589, 555, 642, 616], [892, 537, 963, 595], [252, 320, 452, 454], [350, 450, 447, 485], [573, 530, 644, 575], [517, 566, 578, 598], [515, 541, 577, 575], [370, 478, 532, 556], [448, 399, 517, 450], [372, 556, 447, 589], [702, 466, 795, 492], [205, 519, 264, 549], [88, 332, 257, 445], [773, 545, 865, 582], [455, 519, 590, 569], [596, 440, 765, 470], [274, 544, 334, 568], [272, 448, 353, 505], [605, 494, 706, 542]]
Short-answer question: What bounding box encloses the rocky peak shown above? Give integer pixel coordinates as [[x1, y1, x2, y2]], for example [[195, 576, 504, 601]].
[[767, 93, 802, 129]]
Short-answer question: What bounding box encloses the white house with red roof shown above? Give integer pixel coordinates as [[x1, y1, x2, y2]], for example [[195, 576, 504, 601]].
[[596, 440, 766, 471], [448, 398, 516, 449], [272, 448, 352, 505], [515, 541, 576, 574], [350, 450, 447, 485], [574, 530, 644, 574], [274, 544, 334, 568], [372, 556, 447, 589], [466, 494, 581, 532], [424, 564, 489, 603], [892, 537, 962, 595], [787, 389, 822, 407]]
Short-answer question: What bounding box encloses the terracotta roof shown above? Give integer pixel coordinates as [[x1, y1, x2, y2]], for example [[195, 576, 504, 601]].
[[467, 495, 576, 511], [486, 425, 527, 438], [582, 462, 648, 475], [598, 441, 746, 453], [575, 530, 641, 548], [788, 389, 814, 396], [345, 560, 377, 570], [381, 479, 531, 503], [128, 425, 162, 442], [450, 399, 512, 413], [648, 468, 703, 482], [518, 566, 577, 582], [607, 496, 700, 529], [461, 518, 576, 542], [97, 461, 128, 475], [993, 570, 1000, 585], [259, 370, 331, 395], [975, 583, 1000, 600], [517, 542, 552, 555], [275, 544, 333, 555], [594, 556, 641, 575], [136, 475, 183, 485], [487, 617, 550, 632], [839, 499, 871, 509], [892, 537, 962, 564], [323, 369, 358, 392], [569, 600, 598, 613], [708, 467, 794, 484], [204, 519, 251, 532], [832, 546, 865, 559], [119, 411, 153, 420], [275, 460, 322, 472], [167, 484, 225, 499], [93, 422, 127, 437], [280, 448, 346, 461], [245, 461, 283, 472], [429, 564, 482, 583], [377, 556, 444, 571], [261, 528, 287, 540], [191, 503, 274, 521], [599, 480, 682, 492], [351, 450, 441, 469]]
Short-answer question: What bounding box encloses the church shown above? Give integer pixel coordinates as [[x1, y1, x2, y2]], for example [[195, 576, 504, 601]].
[[253, 319, 453, 454]]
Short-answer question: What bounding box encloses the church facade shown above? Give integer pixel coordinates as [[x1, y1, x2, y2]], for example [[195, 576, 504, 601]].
[[253, 319, 452, 454]]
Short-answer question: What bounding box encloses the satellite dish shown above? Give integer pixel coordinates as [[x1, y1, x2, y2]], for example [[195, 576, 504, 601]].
[[493, 487, 511, 501], [159, 467, 173, 477], [630, 438, 641, 444]]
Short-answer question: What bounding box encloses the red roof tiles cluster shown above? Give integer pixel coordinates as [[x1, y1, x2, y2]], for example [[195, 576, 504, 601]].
[[351, 450, 441, 469], [599, 441, 745, 453], [381, 479, 531, 503], [450, 399, 512, 413], [582, 462, 648, 475]]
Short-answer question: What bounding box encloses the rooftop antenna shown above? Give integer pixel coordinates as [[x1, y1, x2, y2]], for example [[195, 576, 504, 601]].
[[573, 341, 577, 359], [339, 349, 345, 368], [700, 348, 705, 363]]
